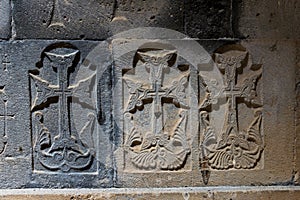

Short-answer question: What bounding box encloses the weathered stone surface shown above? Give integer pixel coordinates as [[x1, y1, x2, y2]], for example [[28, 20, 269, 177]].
[[110, 33, 297, 187], [12, 0, 185, 40], [184, 0, 233, 39], [0, 40, 114, 188], [0, 0, 11, 39], [234, 0, 300, 39], [0, 186, 300, 200], [12, 0, 114, 39], [110, 0, 184, 35]]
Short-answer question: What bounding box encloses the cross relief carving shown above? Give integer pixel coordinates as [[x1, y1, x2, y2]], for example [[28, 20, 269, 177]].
[[0, 53, 14, 155], [30, 44, 96, 173], [199, 49, 263, 184], [123, 49, 191, 171]]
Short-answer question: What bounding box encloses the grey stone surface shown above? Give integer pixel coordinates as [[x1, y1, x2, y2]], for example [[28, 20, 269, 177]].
[[234, 0, 300, 39], [12, 0, 185, 40], [184, 0, 233, 39], [0, 0, 299, 192], [0, 0, 11, 39], [0, 38, 298, 189], [110, 36, 297, 187], [12, 0, 114, 39], [0, 40, 114, 188], [110, 0, 184, 35]]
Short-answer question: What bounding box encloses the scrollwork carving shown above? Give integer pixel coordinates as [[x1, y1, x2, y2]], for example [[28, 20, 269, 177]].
[[199, 47, 264, 184], [123, 48, 191, 171], [30, 44, 96, 173]]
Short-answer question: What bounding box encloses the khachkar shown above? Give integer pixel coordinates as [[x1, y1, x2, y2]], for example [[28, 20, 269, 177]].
[[0, 54, 14, 155], [199, 46, 263, 184], [29, 43, 97, 173], [123, 49, 191, 171]]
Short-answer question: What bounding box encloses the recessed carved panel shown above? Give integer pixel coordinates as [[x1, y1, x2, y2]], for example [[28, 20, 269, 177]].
[[0, 53, 14, 155], [199, 46, 264, 184], [29, 43, 97, 173], [121, 46, 195, 172]]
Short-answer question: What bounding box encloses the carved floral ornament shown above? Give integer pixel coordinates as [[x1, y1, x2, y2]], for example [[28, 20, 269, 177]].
[[123, 48, 191, 171], [121, 43, 263, 184], [29, 43, 97, 173], [26, 40, 263, 185], [199, 45, 264, 184]]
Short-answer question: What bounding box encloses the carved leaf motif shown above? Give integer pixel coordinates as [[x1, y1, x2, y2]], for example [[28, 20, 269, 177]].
[[140, 133, 156, 151], [234, 146, 261, 169], [168, 74, 190, 108], [39, 127, 51, 150], [138, 50, 176, 66], [0, 137, 6, 155], [123, 78, 145, 112], [131, 151, 157, 169], [126, 111, 190, 170], [240, 73, 262, 107], [30, 74, 56, 110], [246, 111, 263, 146], [159, 148, 189, 170], [237, 137, 250, 150], [78, 113, 96, 149], [208, 149, 233, 169], [71, 73, 96, 107], [45, 51, 79, 66], [126, 128, 143, 151]]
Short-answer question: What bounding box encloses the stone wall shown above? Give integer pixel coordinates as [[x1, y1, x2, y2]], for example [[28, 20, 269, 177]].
[[0, 0, 299, 197]]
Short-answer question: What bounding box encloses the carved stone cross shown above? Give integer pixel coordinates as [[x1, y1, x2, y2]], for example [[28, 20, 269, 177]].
[[199, 49, 263, 184], [125, 50, 188, 135], [215, 52, 261, 147], [32, 51, 79, 140], [30, 49, 95, 172], [0, 88, 14, 155], [123, 49, 191, 170]]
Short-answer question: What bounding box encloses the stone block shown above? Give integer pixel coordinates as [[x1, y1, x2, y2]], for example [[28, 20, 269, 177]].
[[184, 0, 233, 39], [110, 0, 184, 35], [12, 0, 114, 39], [110, 28, 297, 187], [0, 0, 11, 39], [234, 0, 300, 39], [0, 40, 114, 188], [12, 0, 185, 39]]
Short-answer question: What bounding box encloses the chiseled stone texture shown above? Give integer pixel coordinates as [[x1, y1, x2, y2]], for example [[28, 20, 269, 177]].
[[12, 0, 185, 40], [0, 40, 114, 188], [0, 37, 298, 189], [0, 0, 11, 39], [234, 0, 300, 39], [12, 0, 114, 39], [184, 0, 233, 39], [110, 0, 184, 35], [110, 34, 297, 187]]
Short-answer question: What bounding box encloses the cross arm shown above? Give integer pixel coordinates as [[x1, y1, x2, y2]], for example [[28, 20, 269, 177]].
[[123, 78, 147, 113], [165, 74, 190, 109], [30, 73, 57, 110], [70, 73, 96, 108]]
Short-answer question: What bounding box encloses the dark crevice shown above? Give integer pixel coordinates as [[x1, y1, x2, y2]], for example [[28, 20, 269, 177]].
[[111, 0, 118, 21]]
